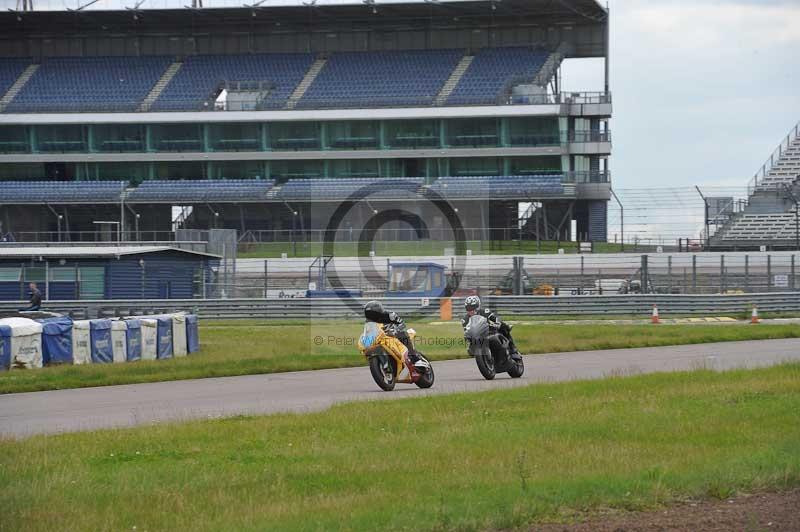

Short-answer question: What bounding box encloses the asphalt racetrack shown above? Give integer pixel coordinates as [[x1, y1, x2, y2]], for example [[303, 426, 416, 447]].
[[2, 338, 799, 438]]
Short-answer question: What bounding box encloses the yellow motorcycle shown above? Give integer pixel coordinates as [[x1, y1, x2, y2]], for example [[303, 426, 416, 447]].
[[358, 321, 434, 391]]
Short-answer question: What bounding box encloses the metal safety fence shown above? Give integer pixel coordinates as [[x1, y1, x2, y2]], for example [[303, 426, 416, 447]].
[[2, 293, 799, 320]]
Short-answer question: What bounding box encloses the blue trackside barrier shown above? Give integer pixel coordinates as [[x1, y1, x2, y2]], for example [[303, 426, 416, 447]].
[[186, 314, 200, 353], [155, 316, 173, 360], [90, 319, 114, 364], [0, 324, 11, 371], [38, 316, 73, 365], [124, 319, 142, 362]]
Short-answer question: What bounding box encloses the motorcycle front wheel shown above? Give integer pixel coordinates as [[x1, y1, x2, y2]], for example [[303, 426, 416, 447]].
[[507, 356, 524, 378], [475, 353, 496, 380], [369, 354, 397, 391]]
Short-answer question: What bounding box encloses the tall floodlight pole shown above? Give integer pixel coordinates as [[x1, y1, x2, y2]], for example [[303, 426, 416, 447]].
[[695, 186, 709, 250], [610, 188, 623, 251]]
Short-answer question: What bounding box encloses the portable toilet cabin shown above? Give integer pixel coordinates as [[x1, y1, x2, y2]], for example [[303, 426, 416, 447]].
[[38, 316, 73, 365], [140, 319, 158, 361], [72, 320, 92, 365], [89, 319, 114, 364], [186, 314, 200, 353], [171, 313, 188, 358], [0, 317, 43, 369], [385, 262, 447, 298], [110, 320, 128, 363], [123, 319, 142, 362]]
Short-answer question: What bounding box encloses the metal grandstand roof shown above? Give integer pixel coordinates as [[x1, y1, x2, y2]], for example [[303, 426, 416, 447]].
[[0, 246, 221, 259], [2, 0, 607, 36]]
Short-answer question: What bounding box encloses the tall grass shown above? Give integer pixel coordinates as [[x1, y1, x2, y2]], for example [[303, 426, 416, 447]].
[[1, 364, 798, 531]]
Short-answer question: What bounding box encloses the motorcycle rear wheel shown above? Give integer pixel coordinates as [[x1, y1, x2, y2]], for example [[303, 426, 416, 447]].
[[369, 355, 397, 391], [476, 353, 496, 380], [415, 360, 434, 389]]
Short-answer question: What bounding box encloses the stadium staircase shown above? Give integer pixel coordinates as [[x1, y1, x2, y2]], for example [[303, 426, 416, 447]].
[[139, 61, 183, 112], [711, 121, 800, 248], [434, 53, 473, 106], [532, 44, 567, 87], [285, 56, 327, 109], [0, 63, 38, 112]]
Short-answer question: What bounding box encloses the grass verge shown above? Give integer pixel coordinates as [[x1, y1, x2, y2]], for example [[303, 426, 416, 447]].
[[1, 364, 798, 531], [1, 321, 799, 394]]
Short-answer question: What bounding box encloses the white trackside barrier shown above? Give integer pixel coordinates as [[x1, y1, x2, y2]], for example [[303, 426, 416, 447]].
[[140, 319, 158, 361], [111, 320, 128, 363], [71, 320, 92, 365], [172, 313, 188, 358], [0, 318, 43, 370]]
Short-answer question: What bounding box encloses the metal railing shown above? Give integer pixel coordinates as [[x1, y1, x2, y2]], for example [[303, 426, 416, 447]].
[[2, 91, 611, 115], [747, 120, 800, 194], [2, 292, 798, 320]]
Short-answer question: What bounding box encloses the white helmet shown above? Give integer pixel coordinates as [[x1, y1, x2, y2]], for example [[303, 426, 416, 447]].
[[465, 295, 481, 312]]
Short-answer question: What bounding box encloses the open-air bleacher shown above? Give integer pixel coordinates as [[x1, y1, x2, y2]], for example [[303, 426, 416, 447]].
[[297, 50, 462, 109], [278, 178, 425, 200], [0, 181, 127, 203], [756, 137, 800, 190], [152, 54, 314, 111], [428, 175, 564, 199], [446, 47, 549, 106], [6, 57, 172, 113], [717, 211, 800, 243], [125, 179, 275, 203]]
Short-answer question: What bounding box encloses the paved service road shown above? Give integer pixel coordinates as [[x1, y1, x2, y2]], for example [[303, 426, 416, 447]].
[[2, 339, 799, 438]]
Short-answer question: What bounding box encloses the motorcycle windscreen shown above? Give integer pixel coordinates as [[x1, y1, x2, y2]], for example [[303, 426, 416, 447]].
[[359, 322, 382, 350]]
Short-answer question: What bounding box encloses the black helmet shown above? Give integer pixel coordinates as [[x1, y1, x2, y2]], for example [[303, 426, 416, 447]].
[[364, 300, 385, 322]]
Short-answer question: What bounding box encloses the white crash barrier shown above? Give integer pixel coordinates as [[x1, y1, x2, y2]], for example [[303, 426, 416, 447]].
[[0, 313, 199, 370], [140, 318, 158, 361], [172, 313, 188, 358], [71, 320, 92, 365], [111, 320, 128, 363], [0, 317, 43, 370]]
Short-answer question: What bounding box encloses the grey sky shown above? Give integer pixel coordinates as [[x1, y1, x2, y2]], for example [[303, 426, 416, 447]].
[[562, 0, 800, 190]]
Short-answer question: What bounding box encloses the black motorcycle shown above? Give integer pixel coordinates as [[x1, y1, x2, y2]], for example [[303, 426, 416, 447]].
[[463, 314, 524, 380]]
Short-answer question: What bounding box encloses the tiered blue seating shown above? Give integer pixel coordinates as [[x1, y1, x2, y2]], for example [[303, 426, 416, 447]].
[[152, 54, 314, 111], [447, 47, 548, 106], [0, 59, 30, 100], [0, 181, 127, 203], [298, 50, 461, 109], [125, 179, 275, 203], [278, 178, 424, 200], [428, 175, 563, 198], [7, 57, 171, 113]]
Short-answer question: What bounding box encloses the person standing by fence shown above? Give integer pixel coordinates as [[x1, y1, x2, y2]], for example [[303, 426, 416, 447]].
[[20, 282, 42, 311]]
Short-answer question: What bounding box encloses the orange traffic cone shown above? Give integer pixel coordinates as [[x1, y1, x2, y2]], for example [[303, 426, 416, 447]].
[[751, 305, 760, 324], [651, 304, 661, 324]]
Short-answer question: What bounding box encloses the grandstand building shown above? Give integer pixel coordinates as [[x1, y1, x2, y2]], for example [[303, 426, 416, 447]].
[[0, 0, 611, 245], [711, 121, 800, 250]]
